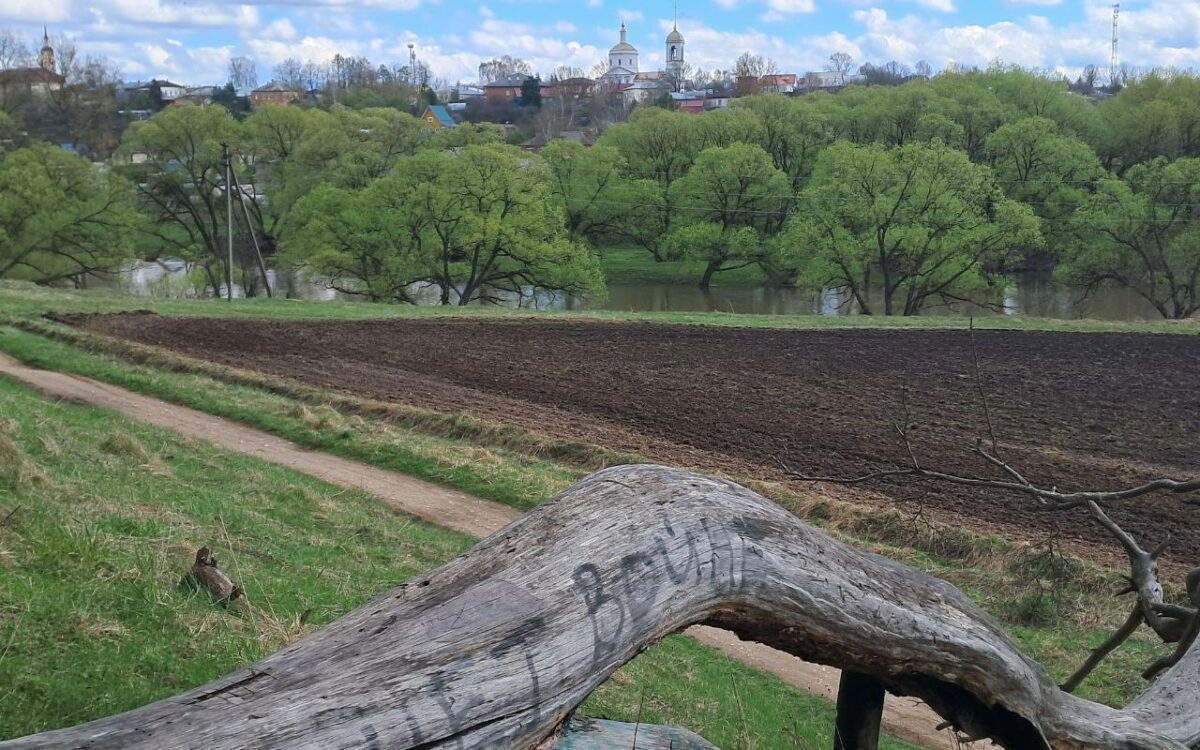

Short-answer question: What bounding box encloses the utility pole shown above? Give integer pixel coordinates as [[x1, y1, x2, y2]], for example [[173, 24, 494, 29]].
[[1111, 3, 1120, 88], [221, 141, 233, 301]]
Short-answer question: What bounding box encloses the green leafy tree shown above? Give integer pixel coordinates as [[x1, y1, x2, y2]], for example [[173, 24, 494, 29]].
[[0, 143, 140, 282], [666, 143, 790, 287], [598, 108, 701, 262], [985, 117, 1104, 256], [732, 96, 831, 189], [267, 106, 430, 229], [1065, 158, 1200, 319], [282, 144, 604, 306], [541, 140, 633, 244], [778, 141, 1042, 315], [120, 104, 246, 296]]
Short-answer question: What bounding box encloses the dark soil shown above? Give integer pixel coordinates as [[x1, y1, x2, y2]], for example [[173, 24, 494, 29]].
[[77, 314, 1200, 565]]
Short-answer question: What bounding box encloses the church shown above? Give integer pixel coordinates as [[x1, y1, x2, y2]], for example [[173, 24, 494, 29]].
[[600, 18, 688, 88], [0, 28, 66, 105]]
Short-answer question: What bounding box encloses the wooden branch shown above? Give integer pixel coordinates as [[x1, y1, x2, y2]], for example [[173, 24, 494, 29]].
[[2, 467, 1196, 750], [1060, 606, 1143, 693]]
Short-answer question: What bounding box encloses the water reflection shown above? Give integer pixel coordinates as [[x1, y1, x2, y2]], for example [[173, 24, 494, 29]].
[[83, 260, 1165, 322]]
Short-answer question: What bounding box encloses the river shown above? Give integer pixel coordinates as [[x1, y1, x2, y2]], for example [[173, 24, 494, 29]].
[[87, 260, 1163, 322]]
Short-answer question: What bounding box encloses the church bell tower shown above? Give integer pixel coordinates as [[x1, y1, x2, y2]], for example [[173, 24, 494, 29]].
[[39, 27, 55, 72]]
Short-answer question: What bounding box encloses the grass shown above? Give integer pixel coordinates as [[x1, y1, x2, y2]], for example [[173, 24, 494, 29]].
[[1, 279, 1196, 335], [0, 324, 1176, 713], [599, 246, 769, 286], [0, 377, 923, 749]]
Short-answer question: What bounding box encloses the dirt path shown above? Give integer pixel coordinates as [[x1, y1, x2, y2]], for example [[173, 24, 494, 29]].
[[0, 352, 969, 750]]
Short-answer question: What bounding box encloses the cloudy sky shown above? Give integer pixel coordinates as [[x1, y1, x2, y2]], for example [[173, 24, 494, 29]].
[[3, 0, 1198, 86]]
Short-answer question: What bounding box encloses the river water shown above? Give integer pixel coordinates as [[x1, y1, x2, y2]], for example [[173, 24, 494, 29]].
[[89, 260, 1163, 322]]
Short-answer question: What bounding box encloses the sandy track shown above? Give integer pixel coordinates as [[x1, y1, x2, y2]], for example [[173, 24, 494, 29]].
[[0, 352, 969, 750]]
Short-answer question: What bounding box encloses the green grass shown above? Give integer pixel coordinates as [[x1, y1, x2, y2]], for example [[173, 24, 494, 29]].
[[0, 376, 473, 739], [0, 373, 921, 749], [2, 279, 1195, 335], [599, 246, 769, 286]]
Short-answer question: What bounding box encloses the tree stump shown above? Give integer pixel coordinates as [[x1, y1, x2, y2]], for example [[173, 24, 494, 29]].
[[2, 466, 1197, 750]]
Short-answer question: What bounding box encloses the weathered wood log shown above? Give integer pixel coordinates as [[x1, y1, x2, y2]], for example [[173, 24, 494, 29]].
[[552, 718, 718, 749], [3, 465, 1199, 750]]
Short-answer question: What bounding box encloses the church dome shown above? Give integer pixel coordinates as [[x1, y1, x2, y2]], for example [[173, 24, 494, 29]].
[[610, 41, 637, 54], [666, 27, 684, 44]]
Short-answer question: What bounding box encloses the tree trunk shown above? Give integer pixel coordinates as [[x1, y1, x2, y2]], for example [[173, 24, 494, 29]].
[[699, 261, 720, 289], [3, 466, 1197, 750]]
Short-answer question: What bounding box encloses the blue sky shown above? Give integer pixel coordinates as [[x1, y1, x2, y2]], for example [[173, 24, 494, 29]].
[[2, 0, 1198, 86]]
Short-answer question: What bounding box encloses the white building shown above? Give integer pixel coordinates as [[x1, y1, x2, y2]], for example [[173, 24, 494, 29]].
[[603, 22, 639, 85], [665, 20, 685, 82], [602, 20, 690, 89]]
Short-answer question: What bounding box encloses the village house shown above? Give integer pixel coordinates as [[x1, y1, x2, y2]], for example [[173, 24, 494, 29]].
[[249, 82, 302, 108], [484, 73, 536, 103], [760, 74, 798, 94], [420, 104, 458, 129]]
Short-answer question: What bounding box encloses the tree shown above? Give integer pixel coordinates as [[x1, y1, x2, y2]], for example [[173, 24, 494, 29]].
[[282, 144, 604, 306], [0, 28, 30, 71], [227, 56, 258, 90], [826, 52, 855, 78], [1064, 157, 1200, 319], [273, 58, 306, 90], [477, 56, 531, 84], [120, 104, 246, 297], [778, 141, 1042, 315], [0, 143, 140, 283], [733, 52, 776, 96], [541, 140, 632, 243], [985, 117, 1104, 258], [519, 76, 542, 109], [44, 40, 122, 154], [666, 143, 790, 287], [598, 108, 701, 261], [13, 464, 1200, 750]]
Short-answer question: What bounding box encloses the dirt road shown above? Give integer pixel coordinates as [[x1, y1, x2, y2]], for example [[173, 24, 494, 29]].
[[0, 351, 963, 750], [79, 314, 1200, 566]]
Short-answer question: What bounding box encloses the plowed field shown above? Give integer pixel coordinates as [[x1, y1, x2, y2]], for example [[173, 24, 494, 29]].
[[77, 314, 1200, 565]]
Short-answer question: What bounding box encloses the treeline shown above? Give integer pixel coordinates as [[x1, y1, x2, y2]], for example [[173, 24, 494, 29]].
[[550, 68, 1200, 317], [2, 68, 1200, 317]]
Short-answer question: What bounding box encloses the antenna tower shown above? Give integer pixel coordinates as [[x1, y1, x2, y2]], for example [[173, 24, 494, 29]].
[[408, 43, 418, 88], [1110, 3, 1120, 86]]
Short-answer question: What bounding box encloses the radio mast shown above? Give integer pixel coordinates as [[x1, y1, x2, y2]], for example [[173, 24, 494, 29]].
[[1110, 4, 1120, 87]]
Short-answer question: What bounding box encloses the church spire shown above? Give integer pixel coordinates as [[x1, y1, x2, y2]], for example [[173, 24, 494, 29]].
[[39, 27, 55, 72]]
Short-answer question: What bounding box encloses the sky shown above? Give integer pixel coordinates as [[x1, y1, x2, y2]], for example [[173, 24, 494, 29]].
[[3, 0, 1200, 87]]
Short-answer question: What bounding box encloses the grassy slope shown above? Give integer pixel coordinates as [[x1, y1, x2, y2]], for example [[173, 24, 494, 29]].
[[0, 325, 1169, 712], [0, 366, 917, 749], [599, 246, 768, 286], [2, 280, 1195, 335]]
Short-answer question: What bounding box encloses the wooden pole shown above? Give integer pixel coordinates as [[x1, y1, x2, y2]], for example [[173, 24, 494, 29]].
[[221, 141, 233, 301], [834, 672, 885, 750]]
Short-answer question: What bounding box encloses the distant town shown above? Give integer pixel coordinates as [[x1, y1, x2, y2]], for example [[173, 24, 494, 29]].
[[2, 19, 1095, 157]]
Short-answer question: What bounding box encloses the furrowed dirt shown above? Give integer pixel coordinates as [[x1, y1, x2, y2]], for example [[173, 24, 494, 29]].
[[76, 314, 1200, 565]]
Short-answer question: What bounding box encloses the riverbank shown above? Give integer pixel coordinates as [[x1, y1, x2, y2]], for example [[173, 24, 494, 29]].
[[3, 280, 1196, 335]]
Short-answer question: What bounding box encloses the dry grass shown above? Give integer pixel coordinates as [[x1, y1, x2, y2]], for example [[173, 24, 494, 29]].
[[100, 432, 152, 463], [0, 433, 46, 489]]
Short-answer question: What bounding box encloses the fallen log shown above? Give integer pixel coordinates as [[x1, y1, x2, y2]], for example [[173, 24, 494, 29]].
[[3, 465, 1198, 750]]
